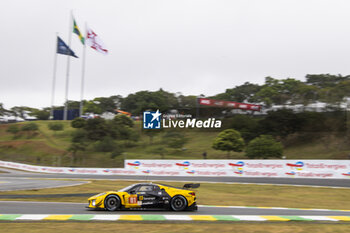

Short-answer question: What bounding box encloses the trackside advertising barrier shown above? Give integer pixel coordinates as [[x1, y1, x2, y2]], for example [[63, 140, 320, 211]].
[[1, 159, 350, 179], [0, 160, 133, 175], [126, 160, 350, 179]]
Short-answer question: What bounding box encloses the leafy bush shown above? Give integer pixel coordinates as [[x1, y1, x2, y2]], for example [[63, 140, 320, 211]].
[[245, 135, 283, 159], [94, 137, 117, 152], [71, 117, 86, 128], [21, 123, 38, 131], [212, 129, 245, 155], [48, 122, 64, 133], [113, 114, 134, 127]]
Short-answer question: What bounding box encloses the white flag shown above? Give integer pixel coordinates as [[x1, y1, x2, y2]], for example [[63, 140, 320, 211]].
[[86, 26, 108, 55]]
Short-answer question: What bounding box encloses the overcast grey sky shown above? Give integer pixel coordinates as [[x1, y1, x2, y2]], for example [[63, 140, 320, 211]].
[[1, 0, 350, 109]]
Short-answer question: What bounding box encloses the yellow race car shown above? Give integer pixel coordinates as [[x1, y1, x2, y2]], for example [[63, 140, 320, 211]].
[[88, 183, 199, 211]]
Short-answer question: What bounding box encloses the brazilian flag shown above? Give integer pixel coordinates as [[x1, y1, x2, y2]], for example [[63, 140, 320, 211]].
[[73, 18, 85, 45]]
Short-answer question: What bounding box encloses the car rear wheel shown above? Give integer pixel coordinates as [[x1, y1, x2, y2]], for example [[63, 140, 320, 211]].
[[104, 195, 121, 211], [170, 195, 187, 211]]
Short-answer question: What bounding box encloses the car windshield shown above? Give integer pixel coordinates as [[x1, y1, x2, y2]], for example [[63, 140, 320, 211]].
[[118, 184, 138, 192]]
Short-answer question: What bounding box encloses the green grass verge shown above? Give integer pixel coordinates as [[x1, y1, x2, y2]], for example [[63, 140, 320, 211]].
[[1, 121, 350, 168], [1, 222, 350, 233], [2, 180, 350, 210]]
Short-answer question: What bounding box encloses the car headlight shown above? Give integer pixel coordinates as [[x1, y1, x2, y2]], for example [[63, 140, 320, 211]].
[[92, 200, 96, 206]]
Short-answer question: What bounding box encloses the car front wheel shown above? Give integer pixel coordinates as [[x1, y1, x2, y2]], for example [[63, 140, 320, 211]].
[[170, 195, 187, 211], [104, 195, 121, 211]]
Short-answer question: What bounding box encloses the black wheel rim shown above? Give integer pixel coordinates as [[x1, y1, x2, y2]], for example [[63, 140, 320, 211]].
[[107, 197, 117, 210], [173, 197, 184, 209]]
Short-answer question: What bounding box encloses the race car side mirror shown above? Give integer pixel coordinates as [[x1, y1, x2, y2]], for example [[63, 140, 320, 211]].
[[130, 190, 136, 194]]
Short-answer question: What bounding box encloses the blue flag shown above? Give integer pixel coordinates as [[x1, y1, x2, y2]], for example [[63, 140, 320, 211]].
[[56, 36, 78, 58]]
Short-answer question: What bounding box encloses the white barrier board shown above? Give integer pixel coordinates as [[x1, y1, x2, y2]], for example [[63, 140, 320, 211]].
[[0, 159, 350, 178], [124, 159, 350, 178]]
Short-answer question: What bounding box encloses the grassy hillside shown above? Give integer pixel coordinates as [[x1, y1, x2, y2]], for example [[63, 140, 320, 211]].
[[0, 121, 349, 168]]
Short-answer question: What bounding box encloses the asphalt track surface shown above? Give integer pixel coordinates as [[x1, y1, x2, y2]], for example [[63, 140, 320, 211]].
[[1, 168, 350, 188], [0, 201, 349, 216], [1, 167, 350, 216]]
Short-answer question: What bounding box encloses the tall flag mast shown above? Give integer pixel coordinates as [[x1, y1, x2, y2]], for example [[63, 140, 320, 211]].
[[72, 16, 86, 117], [72, 14, 109, 117], [50, 33, 59, 120], [51, 34, 78, 120], [63, 10, 74, 121]]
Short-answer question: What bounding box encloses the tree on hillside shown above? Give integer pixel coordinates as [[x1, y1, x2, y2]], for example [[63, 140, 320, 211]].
[[229, 115, 260, 142], [113, 114, 134, 128], [32, 109, 50, 120], [84, 117, 109, 141], [306, 74, 350, 88], [255, 77, 307, 106], [7, 124, 20, 139], [21, 123, 39, 138], [212, 129, 245, 158], [213, 82, 261, 103], [48, 122, 64, 135], [121, 89, 178, 115], [258, 109, 302, 138], [245, 135, 283, 159], [71, 117, 86, 128]]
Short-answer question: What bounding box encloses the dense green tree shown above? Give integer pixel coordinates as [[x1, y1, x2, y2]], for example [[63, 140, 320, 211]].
[[256, 77, 306, 106], [212, 129, 245, 157], [48, 122, 64, 134], [306, 74, 350, 88], [229, 115, 260, 142], [84, 118, 109, 141], [21, 123, 39, 138], [71, 117, 86, 128], [258, 109, 302, 138], [113, 114, 134, 128], [214, 82, 261, 102], [177, 95, 197, 109], [245, 135, 283, 159], [32, 109, 50, 120], [94, 137, 117, 152], [71, 129, 88, 143], [121, 89, 178, 115]]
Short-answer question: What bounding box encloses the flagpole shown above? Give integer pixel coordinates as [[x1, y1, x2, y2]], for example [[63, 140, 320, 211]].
[[79, 22, 87, 117], [50, 33, 59, 120], [64, 10, 73, 121]]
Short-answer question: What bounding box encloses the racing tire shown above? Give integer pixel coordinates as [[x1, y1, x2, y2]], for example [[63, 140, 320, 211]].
[[170, 195, 187, 211], [104, 195, 121, 211]]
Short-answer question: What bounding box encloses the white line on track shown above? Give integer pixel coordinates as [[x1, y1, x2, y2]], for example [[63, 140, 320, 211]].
[[0, 201, 349, 213], [0, 201, 85, 205]]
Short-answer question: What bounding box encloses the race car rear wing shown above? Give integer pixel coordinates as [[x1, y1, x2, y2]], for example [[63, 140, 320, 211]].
[[183, 183, 200, 189]]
